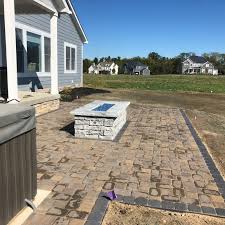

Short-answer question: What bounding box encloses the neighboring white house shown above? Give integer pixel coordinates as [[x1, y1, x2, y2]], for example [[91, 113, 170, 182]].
[[182, 56, 218, 75], [88, 61, 119, 75], [88, 64, 99, 74]]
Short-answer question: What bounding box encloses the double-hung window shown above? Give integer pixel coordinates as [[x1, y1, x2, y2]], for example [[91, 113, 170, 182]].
[[44, 37, 51, 72], [64, 42, 77, 73]]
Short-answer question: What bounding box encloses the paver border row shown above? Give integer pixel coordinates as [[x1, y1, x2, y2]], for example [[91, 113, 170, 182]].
[[180, 109, 225, 199], [85, 109, 225, 225], [85, 192, 225, 225]]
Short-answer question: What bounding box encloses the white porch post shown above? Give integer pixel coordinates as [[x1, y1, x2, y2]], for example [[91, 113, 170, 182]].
[[50, 14, 59, 95], [4, 0, 19, 102]]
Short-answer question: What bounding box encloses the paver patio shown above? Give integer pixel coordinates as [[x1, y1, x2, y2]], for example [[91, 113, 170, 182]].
[[24, 101, 225, 225]]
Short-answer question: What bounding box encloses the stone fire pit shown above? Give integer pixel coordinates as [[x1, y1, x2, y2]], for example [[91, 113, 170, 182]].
[[70, 100, 130, 140]]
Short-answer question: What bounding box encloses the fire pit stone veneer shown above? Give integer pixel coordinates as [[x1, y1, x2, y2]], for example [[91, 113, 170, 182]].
[[70, 100, 130, 140]]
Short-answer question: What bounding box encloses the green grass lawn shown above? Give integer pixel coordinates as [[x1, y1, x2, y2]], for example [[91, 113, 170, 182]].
[[84, 74, 225, 93]]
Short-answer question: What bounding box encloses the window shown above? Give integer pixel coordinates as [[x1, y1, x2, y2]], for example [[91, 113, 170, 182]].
[[16, 28, 24, 72], [71, 48, 76, 70], [66, 46, 70, 70], [64, 43, 77, 73], [27, 32, 41, 72], [15, 23, 51, 75], [44, 37, 51, 72]]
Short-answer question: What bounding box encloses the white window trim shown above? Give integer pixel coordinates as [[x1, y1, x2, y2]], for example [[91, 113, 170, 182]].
[[64, 42, 78, 74], [15, 22, 51, 77]]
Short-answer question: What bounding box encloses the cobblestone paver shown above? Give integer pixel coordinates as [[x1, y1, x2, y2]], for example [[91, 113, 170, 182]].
[[24, 101, 225, 225]]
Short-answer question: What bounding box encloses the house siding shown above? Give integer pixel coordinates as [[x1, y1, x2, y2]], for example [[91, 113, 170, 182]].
[[14, 13, 83, 91], [15, 14, 50, 33], [58, 13, 83, 87]]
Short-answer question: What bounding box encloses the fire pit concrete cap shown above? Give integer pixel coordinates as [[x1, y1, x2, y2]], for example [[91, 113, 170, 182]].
[[70, 100, 130, 118]]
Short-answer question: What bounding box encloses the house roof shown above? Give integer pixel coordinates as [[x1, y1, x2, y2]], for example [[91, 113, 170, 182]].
[[125, 61, 148, 70], [98, 62, 114, 67], [90, 64, 98, 69], [188, 56, 208, 64], [66, 0, 88, 44]]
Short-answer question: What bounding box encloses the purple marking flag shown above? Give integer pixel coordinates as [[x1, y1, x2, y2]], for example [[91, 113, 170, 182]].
[[107, 190, 117, 201]]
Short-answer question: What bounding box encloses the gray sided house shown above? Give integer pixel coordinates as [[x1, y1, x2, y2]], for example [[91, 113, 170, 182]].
[[123, 61, 150, 75], [0, 0, 87, 101], [182, 56, 218, 75]]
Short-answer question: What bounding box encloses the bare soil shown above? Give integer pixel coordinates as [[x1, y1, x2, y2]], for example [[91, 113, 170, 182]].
[[102, 202, 225, 225], [186, 110, 225, 178], [81, 88, 225, 116]]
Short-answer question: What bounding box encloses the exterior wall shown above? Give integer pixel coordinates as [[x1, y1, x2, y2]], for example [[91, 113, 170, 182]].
[[213, 69, 218, 75], [88, 66, 99, 74], [15, 14, 50, 33], [142, 68, 150, 75], [58, 13, 83, 88], [182, 60, 215, 75], [114, 65, 119, 75]]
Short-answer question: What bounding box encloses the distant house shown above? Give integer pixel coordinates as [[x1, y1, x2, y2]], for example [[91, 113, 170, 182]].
[[123, 62, 150, 75], [88, 64, 99, 74], [88, 61, 119, 75], [182, 56, 218, 75]]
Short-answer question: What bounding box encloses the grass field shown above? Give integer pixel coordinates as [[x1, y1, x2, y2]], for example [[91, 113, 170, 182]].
[[84, 74, 225, 93]]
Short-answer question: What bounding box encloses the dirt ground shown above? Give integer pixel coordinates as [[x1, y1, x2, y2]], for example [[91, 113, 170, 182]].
[[81, 88, 225, 116], [186, 110, 225, 178], [102, 202, 225, 225]]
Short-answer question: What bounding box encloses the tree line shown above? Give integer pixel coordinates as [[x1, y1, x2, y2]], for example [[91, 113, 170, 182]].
[[83, 52, 225, 75]]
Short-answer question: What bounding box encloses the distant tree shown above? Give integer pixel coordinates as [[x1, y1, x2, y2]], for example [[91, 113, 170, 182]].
[[83, 59, 92, 73], [176, 52, 195, 61], [93, 57, 99, 65], [148, 52, 161, 61], [99, 57, 105, 62]]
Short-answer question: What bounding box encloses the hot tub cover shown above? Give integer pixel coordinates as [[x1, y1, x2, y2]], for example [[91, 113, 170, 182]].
[[0, 104, 36, 144]]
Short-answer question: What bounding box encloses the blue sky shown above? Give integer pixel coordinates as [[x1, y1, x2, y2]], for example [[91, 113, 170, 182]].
[[73, 0, 225, 59]]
